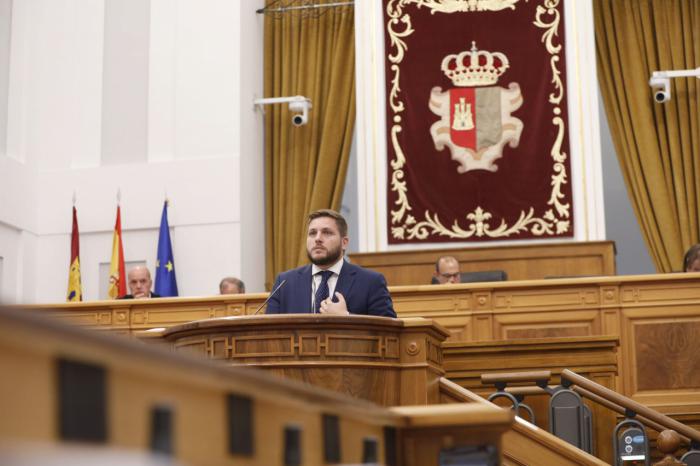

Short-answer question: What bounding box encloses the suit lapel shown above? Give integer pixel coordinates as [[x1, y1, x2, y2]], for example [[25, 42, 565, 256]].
[[334, 261, 357, 302], [298, 265, 313, 313]]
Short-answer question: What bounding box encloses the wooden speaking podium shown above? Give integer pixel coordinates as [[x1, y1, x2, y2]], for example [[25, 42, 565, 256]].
[[162, 314, 450, 406]]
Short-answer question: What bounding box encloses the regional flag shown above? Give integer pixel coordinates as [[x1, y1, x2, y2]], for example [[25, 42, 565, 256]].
[[108, 206, 126, 299], [66, 206, 82, 302], [154, 200, 178, 297]]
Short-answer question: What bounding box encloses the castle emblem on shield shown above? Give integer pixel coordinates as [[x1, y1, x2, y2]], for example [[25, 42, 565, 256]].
[[429, 41, 524, 173]]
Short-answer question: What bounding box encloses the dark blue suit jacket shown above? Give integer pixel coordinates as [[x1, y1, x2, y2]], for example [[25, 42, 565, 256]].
[[265, 261, 396, 318]]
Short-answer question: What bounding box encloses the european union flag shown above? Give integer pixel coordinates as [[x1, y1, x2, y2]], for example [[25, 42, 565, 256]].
[[155, 200, 179, 297]]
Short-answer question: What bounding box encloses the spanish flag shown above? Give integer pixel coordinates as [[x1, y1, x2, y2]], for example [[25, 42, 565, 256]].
[[66, 206, 82, 302], [108, 206, 126, 299]]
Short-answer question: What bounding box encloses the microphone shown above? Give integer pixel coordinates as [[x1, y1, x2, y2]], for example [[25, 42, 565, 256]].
[[253, 279, 287, 315]]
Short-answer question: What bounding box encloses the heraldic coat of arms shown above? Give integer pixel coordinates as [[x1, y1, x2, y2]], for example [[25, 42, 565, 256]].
[[429, 41, 524, 173]]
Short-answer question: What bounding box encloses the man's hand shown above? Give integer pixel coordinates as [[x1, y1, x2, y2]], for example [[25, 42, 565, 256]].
[[319, 292, 349, 315]]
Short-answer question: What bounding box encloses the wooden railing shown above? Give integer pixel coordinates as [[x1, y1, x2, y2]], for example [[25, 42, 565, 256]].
[[482, 369, 700, 465], [438, 378, 608, 466], [561, 369, 700, 446]]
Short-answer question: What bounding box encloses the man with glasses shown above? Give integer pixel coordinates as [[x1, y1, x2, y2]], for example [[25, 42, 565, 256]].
[[433, 256, 461, 284]]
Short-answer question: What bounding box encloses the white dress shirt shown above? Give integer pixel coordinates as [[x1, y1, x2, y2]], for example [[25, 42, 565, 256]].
[[311, 258, 345, 311]]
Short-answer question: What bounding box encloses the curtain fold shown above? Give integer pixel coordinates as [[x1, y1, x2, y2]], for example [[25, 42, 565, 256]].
[[264, 3, 356, 289], [594, 0, 700, 272]]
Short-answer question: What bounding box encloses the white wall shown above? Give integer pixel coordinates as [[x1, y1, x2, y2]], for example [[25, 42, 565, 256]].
[[101, 0, 150, 165], [0, 0, 266, 303], [238, 0, 266, 292], [0, 0, 11, 156], [0, 155, 37, 304]]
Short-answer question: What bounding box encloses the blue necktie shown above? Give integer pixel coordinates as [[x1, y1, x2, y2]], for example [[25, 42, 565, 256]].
[[314, 270, 333, 313]]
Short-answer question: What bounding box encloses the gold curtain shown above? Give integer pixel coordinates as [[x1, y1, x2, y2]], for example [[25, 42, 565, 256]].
[[264, 3, 356, 288], [594, 1, 700, 272]]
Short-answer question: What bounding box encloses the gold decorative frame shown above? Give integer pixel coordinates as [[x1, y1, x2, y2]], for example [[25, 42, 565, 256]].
[[386, 0, 571, 241]]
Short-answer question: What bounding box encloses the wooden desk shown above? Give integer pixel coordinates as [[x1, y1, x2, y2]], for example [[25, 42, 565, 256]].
[[390, 272, 700, 416], [349, 240, 616, 285], [26, 272, 700, 417]]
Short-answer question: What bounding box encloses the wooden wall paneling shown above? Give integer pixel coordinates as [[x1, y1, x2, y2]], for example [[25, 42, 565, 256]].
[[392, 290, 470, 315], [25, 272, 700, 437], [398, 322, 447, 406], [130, 304, 231, 329], [392, 290, 474, 341], [621, 281, 700, 305], [620, 305, 700, 414], [349, 241, 616, 286], [492, 310, 601, 340], [472, 313, 493, 341], [493, 286, 600, 311]]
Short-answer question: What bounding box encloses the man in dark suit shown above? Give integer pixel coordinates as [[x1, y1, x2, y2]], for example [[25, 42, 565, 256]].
[[119, 266, 161, 299], [266, 209, 396, 317]]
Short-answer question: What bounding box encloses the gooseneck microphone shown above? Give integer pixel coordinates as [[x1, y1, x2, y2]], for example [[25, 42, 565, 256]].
[[253, 279, 287, 315]]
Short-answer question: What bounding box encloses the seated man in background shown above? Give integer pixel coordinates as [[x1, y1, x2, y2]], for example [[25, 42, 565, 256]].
[[219, 277, 245, 294], [120, 266, 161, 299], [433, 255, 461, 284], [683, 244, 700, 272], [266, 209, 396, 317]]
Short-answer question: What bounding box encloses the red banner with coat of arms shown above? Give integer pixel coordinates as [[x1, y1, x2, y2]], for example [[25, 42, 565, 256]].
[[383, 0, 574, 244]]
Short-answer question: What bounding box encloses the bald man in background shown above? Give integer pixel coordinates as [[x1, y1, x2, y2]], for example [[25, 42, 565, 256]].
[[119, 266, 161, 299], [433, 256, 461, 284], [219, 277, 245, 294]]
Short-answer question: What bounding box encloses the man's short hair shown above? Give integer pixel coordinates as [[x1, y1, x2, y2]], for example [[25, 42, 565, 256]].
[[683, 244, 700, 271], [219, 277, 245, 293], [435, 255, 460, 273], [307, 209, 348, 237]]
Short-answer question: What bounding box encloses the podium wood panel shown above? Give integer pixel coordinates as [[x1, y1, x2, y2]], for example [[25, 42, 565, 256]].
[[163, 314, 449, 407], [349, 240, 615, 286]]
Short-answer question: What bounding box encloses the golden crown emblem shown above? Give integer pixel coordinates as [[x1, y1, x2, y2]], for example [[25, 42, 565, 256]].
[[441, 41, 510, 87]]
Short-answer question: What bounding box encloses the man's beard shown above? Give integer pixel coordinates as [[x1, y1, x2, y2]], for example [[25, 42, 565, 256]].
[[307, 245, 343, 266]]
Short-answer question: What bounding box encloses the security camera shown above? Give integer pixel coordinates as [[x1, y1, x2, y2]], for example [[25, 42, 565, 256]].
[[648, 67, 700, 103], [649, 74, 671, 103], [253, 95, 312, 127], [289, 99, 311, 126]]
